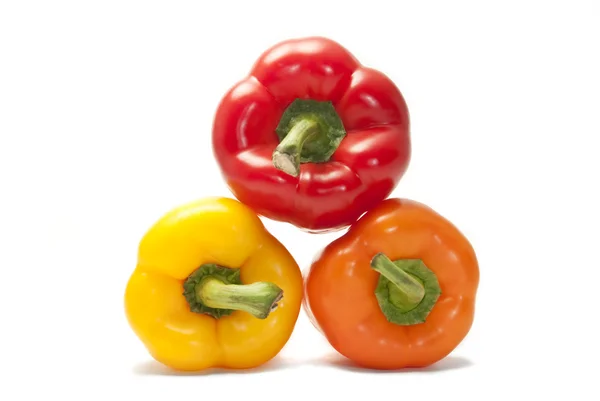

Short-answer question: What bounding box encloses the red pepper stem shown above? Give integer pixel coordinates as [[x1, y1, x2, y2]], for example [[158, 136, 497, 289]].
[[272, 118, 319, 177]]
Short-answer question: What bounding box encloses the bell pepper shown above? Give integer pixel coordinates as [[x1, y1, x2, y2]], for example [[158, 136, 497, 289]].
[[212, 36, 411, 232], [124, 197, 303, 371], [304, 198, 479, 369]]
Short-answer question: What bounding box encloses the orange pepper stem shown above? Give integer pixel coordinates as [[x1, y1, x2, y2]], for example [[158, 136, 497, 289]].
[[183, 264, 283, 320], [272, 118, 319, 177], [371, 253, 442, 326]]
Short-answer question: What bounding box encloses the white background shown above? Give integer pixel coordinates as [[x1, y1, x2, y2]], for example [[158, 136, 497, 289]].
[[1, 1, 599, 399]]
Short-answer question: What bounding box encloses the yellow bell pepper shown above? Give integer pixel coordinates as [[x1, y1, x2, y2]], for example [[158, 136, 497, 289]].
[[124, 197, 303, 371]]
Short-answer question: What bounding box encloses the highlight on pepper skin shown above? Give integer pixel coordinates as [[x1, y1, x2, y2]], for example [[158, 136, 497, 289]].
[[303, 198, 479, 370], [212, 36, 411, 233], [124, 197, 304, 371]]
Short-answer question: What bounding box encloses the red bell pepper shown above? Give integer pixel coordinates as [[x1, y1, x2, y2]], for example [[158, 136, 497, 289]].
[[212, 37, 411, 232]]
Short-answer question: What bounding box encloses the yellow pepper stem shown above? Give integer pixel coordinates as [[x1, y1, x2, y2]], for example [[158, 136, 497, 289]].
[[196, 278, 283, 319], [182, 264, 283, 320]]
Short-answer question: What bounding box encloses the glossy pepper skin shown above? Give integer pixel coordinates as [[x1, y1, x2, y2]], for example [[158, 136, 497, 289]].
[[212, 36, 410, 232], [124, 197, 303, 371], [304, 198, 479, 369]]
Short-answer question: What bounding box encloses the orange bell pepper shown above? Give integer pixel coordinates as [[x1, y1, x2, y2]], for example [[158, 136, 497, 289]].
[[304, 198, 479, 369]]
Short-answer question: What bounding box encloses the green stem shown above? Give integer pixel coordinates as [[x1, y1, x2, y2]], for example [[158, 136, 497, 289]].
[[182, 264, 283, 320], [371, 254, 441, 326], [371, 253, 425, 311], [272, 118, 319, 177], [196, 278, 283, 319], [272, 99, 347, 176]]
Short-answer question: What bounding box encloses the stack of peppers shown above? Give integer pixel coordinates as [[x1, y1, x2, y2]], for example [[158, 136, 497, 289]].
[[124, 37, 480, 371]]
